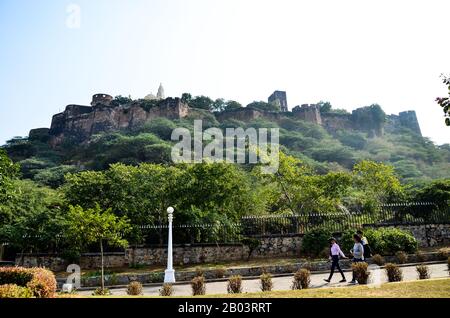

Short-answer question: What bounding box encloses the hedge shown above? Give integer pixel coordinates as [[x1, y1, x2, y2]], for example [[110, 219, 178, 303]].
[[339, 227, 418, 256], [0, 284, 33, 298], [0, 267, 57, 298]]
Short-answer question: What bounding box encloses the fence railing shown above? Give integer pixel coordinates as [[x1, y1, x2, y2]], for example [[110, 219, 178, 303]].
[[138, 202, 449, 245]]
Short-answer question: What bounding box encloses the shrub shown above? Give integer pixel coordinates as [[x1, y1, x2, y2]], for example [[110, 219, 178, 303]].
[[92, 287, 111, 296], [352, 262, 370, 284], [126, 281, 143, 296], [372, 254, 385, 266], [415, 251, 427, 263], [227, 275, 243, 294], [301, 229, 331, 257], [260, 273, 273, 292], [159, 283, 173, 296], [0, 284, 33, 298], [365, 228, 417, 255], [241, 237, 261, 261], [437, 248, 449, 260], [0, 267, 56, 298], [292, 269, 311, 290], [191, 276, 206, 296], [195, 267, 204, 277], [416, 264, 430, 280], [447, 257, 450, 274], [215, 267, 226, 279], [385, 263, 403, 282], [395, 251, 408, 264]]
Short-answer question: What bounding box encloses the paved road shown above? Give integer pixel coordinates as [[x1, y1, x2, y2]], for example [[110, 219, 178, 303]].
[[78, 263, 449, 296]]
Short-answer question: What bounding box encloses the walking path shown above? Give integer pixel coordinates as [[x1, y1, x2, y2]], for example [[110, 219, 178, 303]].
[[78, 263, 449, 296]]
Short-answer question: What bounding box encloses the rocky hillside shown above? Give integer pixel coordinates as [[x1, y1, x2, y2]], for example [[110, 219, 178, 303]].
[[3, 93, 450, 187]]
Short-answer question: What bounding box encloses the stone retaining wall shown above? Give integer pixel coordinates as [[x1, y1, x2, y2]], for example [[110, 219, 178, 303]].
[[367, 223, 450, 247]]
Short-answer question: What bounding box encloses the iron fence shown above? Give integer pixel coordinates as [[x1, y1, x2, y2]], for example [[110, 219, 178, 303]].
[[139, 202, 449, 245]]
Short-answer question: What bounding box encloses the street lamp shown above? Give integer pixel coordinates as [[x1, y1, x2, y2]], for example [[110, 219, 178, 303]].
[[164, 206, 176, 283]]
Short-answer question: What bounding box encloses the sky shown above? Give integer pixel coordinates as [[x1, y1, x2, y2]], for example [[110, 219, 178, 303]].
[[0, 0, 449, 145]]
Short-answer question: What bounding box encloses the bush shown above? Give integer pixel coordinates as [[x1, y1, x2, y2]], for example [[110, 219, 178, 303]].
[[195, 267, 204, 277], [366, 228, 417, 255], [159, 283, 173, 296], [92, 287, 111, 296], [191, 276, 206, 296], [260, 273, 273, 292], [385, 263, 403, 282], [415, 251, 427, 263], [395, 251, 408, 264], [126, 281, 143, 296], [447, 257, 450, 274], [215, 267, 226, 279], [0, 284, 33, 298], [227, 275, 243, 294], [437, 248, 449, 260], [301, 229, 331, 257], [292, 269, 311, 290], [372, 254, 385, 266], [352, 262, 370, 284], [416, 264, 430, 280], [0, 267, 56, 298]]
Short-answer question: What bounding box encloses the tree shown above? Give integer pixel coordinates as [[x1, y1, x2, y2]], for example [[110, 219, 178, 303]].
[[211, 99, 242, 112], [317, 101, 332, 113], [66, 204, 131, 291], [189, 95, 214, 110], [246, 101, 279, 112], [351, 160, 405, 208], [112, 95, 133, 106], [0, 149, 19, 203], [436, 75, 450, 126], [413, 179, 450, 209], [181, 93, 192, 104], [0, 180, 65, 261]]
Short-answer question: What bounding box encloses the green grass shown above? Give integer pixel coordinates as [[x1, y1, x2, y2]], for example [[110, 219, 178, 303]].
[[202, 278, 450, 298], [67, 278, 450, 299]]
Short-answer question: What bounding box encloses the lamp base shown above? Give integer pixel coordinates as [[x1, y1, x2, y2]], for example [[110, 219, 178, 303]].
[[164, 269, 176, 283]]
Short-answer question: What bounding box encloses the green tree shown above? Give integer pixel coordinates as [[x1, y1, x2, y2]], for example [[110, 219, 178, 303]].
[[413, 179, 450, 209], [247, 101, 280, 112], [351, 160, 405, 208], [189, 95, 214, 110], [181, 93, 192, 104], [436, 75, 450, 126], [0, 180, 65, 261], [112, 95, 133, 105], [66, 204, 131, 291], [317, 101, 332, 113], [0, 149, 19, 203]]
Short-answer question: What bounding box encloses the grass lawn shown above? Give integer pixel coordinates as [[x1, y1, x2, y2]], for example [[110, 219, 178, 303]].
[[64, 278, 450, 298], [203, 278, 450, 298]]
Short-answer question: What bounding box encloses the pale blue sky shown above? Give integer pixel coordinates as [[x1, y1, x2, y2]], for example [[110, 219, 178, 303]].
[[1, 0, 449, 144]]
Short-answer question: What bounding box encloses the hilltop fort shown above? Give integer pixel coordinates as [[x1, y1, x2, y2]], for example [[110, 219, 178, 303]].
[[29, 88, 422, 146]]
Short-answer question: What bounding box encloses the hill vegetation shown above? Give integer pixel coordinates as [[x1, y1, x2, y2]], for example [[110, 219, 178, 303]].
[[0, 96, 449, 255]]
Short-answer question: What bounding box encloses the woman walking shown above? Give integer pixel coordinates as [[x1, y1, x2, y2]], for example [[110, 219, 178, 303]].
[[349, 234, 365, 284], [324, 237, 347, 283], [357, 230, 372, 260]]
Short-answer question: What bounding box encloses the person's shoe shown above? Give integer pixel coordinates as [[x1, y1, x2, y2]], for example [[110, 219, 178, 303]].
[[339, 278, 347, 283], [323, 279, 331, 283], [349, 280, 357, 284]]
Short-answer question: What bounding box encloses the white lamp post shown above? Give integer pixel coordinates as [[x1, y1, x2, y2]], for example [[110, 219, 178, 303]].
[[164, 206, 176, 283]]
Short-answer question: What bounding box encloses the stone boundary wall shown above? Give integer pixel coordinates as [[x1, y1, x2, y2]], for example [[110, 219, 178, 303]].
[[14, 224, 449, 272], [366, 223, 450, 247]]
